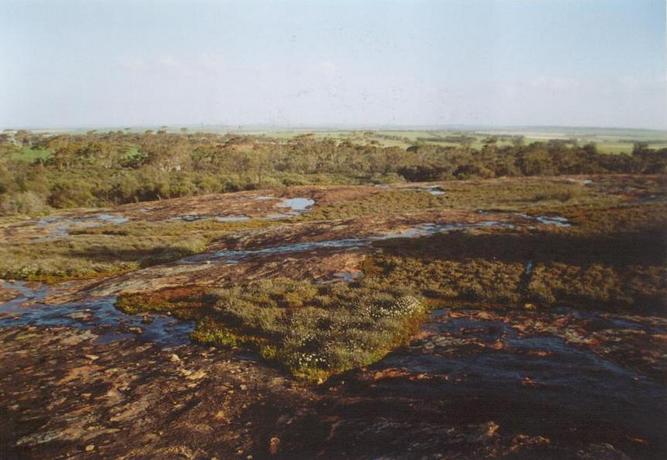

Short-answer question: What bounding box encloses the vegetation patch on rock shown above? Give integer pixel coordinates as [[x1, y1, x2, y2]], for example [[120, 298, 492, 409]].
[[117, 278, 427, 381]]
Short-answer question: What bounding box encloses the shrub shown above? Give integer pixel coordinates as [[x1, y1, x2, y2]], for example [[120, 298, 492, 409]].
[[0, 191, 49, 215], [48, 180, 96, 208]]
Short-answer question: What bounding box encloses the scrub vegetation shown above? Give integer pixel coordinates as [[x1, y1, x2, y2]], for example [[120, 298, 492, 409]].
[[117, 278, 426, 381], [368, 226, 667, 313], [0, 218, 275, 281], [1, 129, 666, 215]]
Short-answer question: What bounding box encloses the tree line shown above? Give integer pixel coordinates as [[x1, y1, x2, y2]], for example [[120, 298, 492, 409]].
[[1, 130, 665, 214]]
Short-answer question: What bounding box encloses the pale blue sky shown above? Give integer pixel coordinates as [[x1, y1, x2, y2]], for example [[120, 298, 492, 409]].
[[1, 0, 665, 129]]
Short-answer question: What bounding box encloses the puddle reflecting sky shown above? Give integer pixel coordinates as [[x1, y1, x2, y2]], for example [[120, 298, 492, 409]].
[[0, 281, 193, 347]]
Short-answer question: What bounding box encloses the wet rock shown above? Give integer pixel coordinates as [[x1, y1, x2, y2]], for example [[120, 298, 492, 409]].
[[109, 397, 152, 423], [576, 443, 631, 460], [16, 430, 63, 446], [465, 421, 499, 444], [508, 434, 550, 453]]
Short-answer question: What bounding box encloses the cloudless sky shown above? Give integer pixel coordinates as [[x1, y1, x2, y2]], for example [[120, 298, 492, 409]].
[[0, 0, 665, 129]]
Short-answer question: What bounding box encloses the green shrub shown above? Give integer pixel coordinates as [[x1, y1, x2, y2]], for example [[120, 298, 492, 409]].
[[118, 278, 426, 381]]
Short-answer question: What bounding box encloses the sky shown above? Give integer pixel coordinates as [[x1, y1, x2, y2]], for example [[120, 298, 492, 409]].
[[0, 0, 665, 129]]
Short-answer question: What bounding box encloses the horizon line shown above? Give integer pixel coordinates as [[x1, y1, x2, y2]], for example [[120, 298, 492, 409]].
[[3, 123, 667, 134]]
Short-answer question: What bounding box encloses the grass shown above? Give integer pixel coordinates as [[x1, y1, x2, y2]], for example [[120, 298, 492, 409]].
[[301, 190, 448, 221], [441, 178, 622, 211], [554, 202, 667, 234], [11, 146, 52, 162], [117, 278, 427, 381], [71, 217, 274, 239], [368, 222, 667, 313], [299, 178, 622, 223], [113, 187, 667, 382], [0, 218, 277, 282], [0, 233, 207, 282]]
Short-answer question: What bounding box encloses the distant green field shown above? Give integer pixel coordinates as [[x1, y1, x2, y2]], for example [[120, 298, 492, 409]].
[[11, 146, 51, 162], [470, 128, 667, 154]]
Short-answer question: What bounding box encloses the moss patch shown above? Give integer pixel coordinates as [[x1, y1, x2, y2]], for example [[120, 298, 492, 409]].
[[0, 218, 276, 282], [117, 278, 427, 381]]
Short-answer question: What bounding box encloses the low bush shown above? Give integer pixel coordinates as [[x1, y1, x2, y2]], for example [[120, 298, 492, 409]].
[[117, 278, 427, 381]]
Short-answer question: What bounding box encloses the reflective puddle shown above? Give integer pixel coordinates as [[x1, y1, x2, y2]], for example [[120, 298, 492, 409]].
[[37, 214, 129, 239], [0, 281, 194, 347], [277, 197, 315, 213]]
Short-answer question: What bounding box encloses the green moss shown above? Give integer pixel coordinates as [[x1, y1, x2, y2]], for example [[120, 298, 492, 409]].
[[117, 278, 427, 381], [191, 319, 244, 347]]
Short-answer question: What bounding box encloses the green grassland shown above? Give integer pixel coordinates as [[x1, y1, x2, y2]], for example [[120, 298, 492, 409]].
[[10, 146, 52, 162]]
